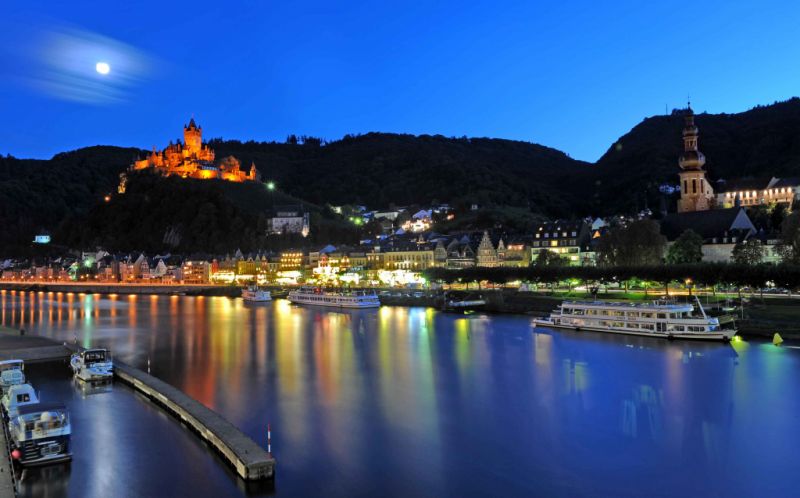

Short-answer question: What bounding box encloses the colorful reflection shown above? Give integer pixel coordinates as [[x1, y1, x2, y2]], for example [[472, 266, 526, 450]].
[[0, 293, 798, 497]]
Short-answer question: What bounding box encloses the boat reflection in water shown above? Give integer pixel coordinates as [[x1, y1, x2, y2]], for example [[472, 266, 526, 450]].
[[1, 291, 798, 498]]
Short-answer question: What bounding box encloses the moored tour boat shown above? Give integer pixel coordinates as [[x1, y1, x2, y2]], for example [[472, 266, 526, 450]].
[[242, 284, 271, 303], [70, 348, 114, 382], [532, 297, 735, 342], [288, 287, 380, 309]]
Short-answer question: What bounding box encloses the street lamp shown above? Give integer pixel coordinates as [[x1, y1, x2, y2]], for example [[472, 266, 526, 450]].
[[266, 181, 276, 208]]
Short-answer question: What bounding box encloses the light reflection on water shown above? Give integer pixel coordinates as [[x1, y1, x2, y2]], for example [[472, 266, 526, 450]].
[[2, 290, 800, 497]]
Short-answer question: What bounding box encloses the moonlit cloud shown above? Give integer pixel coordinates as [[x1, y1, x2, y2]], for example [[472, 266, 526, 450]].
[[22, 25, 155, 104]]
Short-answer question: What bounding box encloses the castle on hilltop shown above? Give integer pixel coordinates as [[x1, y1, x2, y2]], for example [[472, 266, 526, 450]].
[[121, 119, 259, 192]]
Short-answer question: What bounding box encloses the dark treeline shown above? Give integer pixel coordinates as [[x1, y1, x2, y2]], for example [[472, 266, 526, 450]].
[[61, 172, 361, 254], [424, 263, 800, 291]]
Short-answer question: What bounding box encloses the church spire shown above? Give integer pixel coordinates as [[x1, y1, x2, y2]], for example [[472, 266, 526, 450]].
[[678, 105, 705, 170]]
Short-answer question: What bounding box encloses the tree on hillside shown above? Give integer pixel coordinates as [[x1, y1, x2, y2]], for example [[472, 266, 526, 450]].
[[534, 250, 567, 267], [732, 238, 765, 265], [666, 229, 703, 264], [596, 219, 666, 266]]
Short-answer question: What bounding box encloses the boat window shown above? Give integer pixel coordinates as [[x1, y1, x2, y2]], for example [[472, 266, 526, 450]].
[[657, 313, 667, 319], [17, 393, 30, 402], [573, 309, 584, 315]]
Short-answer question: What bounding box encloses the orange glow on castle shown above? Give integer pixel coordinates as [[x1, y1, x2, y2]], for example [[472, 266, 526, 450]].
[[131, 118, 259, 182]]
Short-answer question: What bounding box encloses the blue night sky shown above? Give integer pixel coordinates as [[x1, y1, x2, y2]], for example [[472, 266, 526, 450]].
[[1, 0, 799, 161]]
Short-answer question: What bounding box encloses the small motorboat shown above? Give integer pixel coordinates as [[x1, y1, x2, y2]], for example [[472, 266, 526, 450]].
[[0, 359, 26, 395], [242, 284, 272, 303], [70, 348, 114, 382], [8, 402, 72, 466], [2, 382, 39, 419]]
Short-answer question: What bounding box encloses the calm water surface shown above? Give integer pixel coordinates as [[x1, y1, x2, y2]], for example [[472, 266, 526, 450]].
[[2, 290, 799, 497]]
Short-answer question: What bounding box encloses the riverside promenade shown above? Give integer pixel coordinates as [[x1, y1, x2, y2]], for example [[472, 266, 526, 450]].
[[0, 281, 232, 296], [0, 327, 275, 484]]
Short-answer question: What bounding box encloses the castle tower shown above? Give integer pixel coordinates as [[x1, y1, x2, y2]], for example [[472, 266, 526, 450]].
[[677, 105, 715, 213], [184, 118, 202, 155]]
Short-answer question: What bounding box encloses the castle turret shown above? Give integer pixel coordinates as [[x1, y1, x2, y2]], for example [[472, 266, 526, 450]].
[[677, 105, 715, 213], [184, 118, 202, 154]]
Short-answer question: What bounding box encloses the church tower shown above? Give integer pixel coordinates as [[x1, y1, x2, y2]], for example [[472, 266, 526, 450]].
[[184, 118, 202, 155], [677, 105, 714, 213]]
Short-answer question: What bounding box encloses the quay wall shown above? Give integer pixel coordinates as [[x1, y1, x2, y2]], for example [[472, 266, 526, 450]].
[[0, 282, 237, 297]]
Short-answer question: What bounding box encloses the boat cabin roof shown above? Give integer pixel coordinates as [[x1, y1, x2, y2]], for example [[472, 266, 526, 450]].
[[562, 301, 694, 312], [0, 359, 24, 368], [17, 402, 67, 416], [6, 383, 35, 393]]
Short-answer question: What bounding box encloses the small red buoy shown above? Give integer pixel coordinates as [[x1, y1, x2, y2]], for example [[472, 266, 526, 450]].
[[11, 449, 21, 460]]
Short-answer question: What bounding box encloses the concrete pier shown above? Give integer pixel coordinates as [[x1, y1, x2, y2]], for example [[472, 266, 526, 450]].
[[112, 361, 275, 481], [0, 423, 16, 497], [0, 330, 275, 482]]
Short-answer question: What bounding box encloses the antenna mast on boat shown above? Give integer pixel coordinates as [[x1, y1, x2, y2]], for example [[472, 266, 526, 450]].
[[694, 295, 708, 319]]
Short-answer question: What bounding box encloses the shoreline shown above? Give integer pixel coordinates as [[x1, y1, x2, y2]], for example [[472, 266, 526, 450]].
[[2, 283, 797, 340]]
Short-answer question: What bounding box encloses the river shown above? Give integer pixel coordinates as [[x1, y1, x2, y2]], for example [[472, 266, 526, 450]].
[[1, 290, 798, 497]]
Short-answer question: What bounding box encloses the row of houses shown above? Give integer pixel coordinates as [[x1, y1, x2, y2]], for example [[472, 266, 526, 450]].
[[0, 204, 786, 286]]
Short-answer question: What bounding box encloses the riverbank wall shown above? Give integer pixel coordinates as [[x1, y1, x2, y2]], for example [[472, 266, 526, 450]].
[[0, 282, 238, 297]]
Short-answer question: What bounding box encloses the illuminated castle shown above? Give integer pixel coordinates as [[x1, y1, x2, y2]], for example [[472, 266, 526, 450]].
[[130, 118, 259, 183]]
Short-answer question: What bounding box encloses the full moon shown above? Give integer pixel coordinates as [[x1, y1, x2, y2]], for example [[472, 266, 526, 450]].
[[95, 62, 111, 75]]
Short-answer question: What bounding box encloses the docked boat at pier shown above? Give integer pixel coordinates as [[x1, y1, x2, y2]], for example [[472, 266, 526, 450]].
[[442, 292, 486, 312], [2, 382, 39, 419], [0, 359, 26, 394], [8, 402, 72, 466], [532, 297, 735, 341], [70, 348, 114, 382], [242, 284, 271, 303], [288, 287, 380, 309]]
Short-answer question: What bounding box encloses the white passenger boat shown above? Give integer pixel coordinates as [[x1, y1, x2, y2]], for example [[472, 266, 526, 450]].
[[288, 287, 380, 309], [8, 402, 72, 466], [532, 297, 735, 342], [242, 284, 271, 302], [0, 359, 26, 394], [2, 383, 39, 419], [70, 348, 114, 382]]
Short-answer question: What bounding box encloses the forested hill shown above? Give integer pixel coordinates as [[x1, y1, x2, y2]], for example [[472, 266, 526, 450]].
[[589, 97, 800, 214], [0, 146, 141, 253], [208, 133, 590, 214], [5, 97, 800, 254]]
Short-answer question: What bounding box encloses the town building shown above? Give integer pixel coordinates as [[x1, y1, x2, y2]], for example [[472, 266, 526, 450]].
[[182, 260, 211, 284], [714, 177, 800, 208], [660, 207, 757, 262], [476, 231, 501, 267], [530, 220, 591, 265], [267, 205, 310, 237]]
